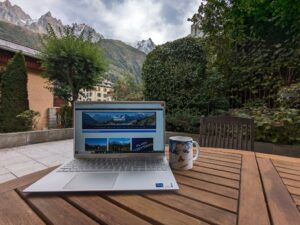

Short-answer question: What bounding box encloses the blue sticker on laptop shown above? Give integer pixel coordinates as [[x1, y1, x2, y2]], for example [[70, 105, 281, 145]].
[[155, 183, 164, 188]]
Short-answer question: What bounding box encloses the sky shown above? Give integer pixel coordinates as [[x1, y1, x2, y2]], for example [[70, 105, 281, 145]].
[[8, 0, 201, 44]]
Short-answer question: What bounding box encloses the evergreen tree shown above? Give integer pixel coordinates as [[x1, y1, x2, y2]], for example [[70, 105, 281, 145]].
[[0, 52, 29, 132]]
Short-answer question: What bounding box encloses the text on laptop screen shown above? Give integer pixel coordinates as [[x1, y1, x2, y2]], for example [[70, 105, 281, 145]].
[[74, 102, 165, 155]]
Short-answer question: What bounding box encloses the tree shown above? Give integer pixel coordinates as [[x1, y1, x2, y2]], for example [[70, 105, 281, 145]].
[[142, 37, 228, 132], [40, 25, 107, 110], [113, 74, 144, 100], [0, 52, 29, 132], [190, 0, 300, 108]]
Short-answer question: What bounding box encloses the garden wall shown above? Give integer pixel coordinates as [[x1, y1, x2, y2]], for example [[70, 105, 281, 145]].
[[0, 128, 73, 149]]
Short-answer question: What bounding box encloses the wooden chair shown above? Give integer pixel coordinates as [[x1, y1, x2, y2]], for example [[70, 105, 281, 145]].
[[199, 116, 254, 151]]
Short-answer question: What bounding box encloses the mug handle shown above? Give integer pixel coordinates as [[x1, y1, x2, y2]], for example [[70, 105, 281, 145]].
[[192, 141, 200, 161]]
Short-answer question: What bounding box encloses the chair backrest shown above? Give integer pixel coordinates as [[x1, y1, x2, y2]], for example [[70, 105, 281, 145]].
[[199, 116, 254, 151]]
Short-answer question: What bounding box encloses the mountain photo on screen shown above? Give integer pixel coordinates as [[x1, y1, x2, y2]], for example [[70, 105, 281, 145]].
[[132, 138, 154, 152], [108, 138, 131, 152], [85, 138, 107, 153], [82, 112, 156, 129]]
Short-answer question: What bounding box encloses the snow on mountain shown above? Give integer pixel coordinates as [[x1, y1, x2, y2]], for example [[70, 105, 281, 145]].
[[133, 38, 156, 54]]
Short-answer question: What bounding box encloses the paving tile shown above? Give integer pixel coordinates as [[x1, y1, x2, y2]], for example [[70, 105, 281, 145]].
[[36, 155, 67, 167], [20, 149, 54, 159], [6, 161, 47, 177], [0, 167, 9, 175], [0, 172, 16, 184], [0, 152, 32, 167]]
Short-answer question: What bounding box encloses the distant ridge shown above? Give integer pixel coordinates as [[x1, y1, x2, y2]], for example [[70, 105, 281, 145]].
[[0, 0, 146, 82]]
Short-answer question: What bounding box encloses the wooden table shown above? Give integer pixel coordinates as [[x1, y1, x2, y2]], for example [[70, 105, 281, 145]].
[[1, 147, 300, 225]]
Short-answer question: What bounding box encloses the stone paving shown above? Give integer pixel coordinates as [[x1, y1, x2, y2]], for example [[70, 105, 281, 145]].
[[0, 139, 73, 184]]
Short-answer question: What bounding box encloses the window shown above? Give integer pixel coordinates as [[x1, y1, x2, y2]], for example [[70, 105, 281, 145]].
[[97, 93, 101, 97]]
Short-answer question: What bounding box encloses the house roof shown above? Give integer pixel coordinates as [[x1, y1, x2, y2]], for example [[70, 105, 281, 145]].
[[0, 38, 40, 58]]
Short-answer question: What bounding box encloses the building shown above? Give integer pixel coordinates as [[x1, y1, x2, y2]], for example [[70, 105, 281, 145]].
[[78, 80, 114, 102], [0, 38, 55, 130]]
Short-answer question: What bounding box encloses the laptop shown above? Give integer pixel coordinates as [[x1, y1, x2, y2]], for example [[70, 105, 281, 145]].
[[24, 101, 179, 192]]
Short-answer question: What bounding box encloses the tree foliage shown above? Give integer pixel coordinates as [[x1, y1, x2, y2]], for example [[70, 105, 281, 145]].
[[142, 37, 229, 133], [0, 52, 29, 132], [40, 25, 107, 109], [190, 0, 300, 108], [113, 74, 144, 101]]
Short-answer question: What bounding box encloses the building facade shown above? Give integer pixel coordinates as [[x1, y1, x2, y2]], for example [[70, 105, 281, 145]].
[[0, 39, 54, 130], [78, 80, 113, 102]]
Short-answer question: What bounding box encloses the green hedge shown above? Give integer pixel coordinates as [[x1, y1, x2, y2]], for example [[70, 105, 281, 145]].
[[231, 107, 300, 145]]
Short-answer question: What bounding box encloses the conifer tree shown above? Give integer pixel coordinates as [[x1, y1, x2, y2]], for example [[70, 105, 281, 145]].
[[0, 52, 29, 132]]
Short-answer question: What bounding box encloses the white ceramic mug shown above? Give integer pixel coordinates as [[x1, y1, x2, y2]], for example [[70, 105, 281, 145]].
[[169, 136, 200, 170]]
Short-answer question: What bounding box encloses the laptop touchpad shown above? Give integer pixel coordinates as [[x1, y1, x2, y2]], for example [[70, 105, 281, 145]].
[[63, 173, 118, 190]]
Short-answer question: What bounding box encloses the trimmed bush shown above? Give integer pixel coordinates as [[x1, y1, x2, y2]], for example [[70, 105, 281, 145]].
[[142, 37, 207, 115], [142, 37, 229, 132], [0, 52, 29, 132]]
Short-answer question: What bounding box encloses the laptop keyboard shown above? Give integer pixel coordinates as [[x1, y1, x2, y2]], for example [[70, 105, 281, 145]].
[[57, 158, 169, 172]]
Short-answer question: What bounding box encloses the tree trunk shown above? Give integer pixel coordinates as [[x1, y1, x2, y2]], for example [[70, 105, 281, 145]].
[[71, 91, 78, 127]]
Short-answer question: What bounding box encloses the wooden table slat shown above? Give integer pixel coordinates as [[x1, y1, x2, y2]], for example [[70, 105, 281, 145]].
[[238, 154, 270, 225], [273, 162, 300, 172], [192, 165, 240, 180], [106, 194, 209, 225], [196, 157, 241, 169], [200, 151, 242, 161], [201, 148, 242, 158], [174, 173, 239, 199], [0, 190, 45, 225], [257, 158, 300, 225], [143, 192, 237, 225], [18, 191, 99, 225], [291, 195, 300, 206], [175, 170, 240, 189], [176, 183, 237, 212], [65, 195, 151, 225], [194, 160, 241, 174], [287, 185, 300, 196], [200, 154, 242, 164], [275, 166, 300, 176], [282, 178, 300, 188], [279, 172, 300, 182]]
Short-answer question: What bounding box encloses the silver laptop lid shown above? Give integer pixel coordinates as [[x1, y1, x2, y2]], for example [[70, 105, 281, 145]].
[[74, 101, 165, 158]]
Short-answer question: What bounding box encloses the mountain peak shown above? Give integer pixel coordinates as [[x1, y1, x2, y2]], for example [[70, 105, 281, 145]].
[[72, 23, 104, 42], [43, 11, 52, 17], [3, 0, 11, 7], [134, 38, 156, 54], [0, 0, 32, 25], [0, 2, 104, 42]]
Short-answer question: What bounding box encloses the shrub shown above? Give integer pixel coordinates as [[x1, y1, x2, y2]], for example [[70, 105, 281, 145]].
[[142, 37, 207, 115], [231, 107, 300, 145], [142, 37, 229, 132], [0, 52, 29, 132], [16, 110, 40, 131], [277, 83, 300, 109], [166, 110, 200, 134], [58, 105, 72, 128]]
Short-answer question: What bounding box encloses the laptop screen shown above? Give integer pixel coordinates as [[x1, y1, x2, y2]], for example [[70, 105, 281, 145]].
[[74, 102, 165, 155]]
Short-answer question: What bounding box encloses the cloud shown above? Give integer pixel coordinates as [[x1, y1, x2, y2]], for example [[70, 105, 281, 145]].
[[8, 0, 201, 44]]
